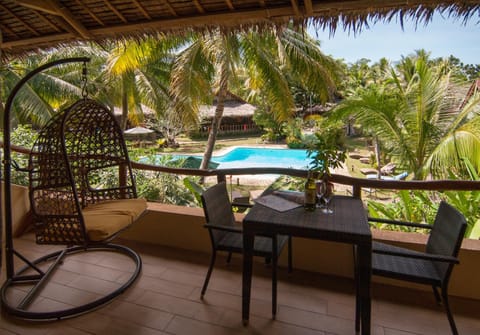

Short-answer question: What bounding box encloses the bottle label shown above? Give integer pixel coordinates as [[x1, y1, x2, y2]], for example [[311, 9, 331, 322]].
[[305, 190, 316, 204]]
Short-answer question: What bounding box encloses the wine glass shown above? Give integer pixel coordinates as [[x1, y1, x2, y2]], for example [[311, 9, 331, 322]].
[[321, 191, 333, 214], [316, 181, 325, 209], [320, 182, 333, 214]]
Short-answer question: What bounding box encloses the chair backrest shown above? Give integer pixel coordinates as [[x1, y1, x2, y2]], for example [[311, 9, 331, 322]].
[[201, 182, 237, 244], [29, 99, 137, 245], [426, 201, 467, 280]]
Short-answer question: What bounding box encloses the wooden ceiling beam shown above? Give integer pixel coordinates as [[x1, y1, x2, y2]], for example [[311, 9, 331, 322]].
[[161, 0, 178, 17], [132, 0, 152, 19], [14, 0, 58, 15], [192, 0, 206, 14], [1, 3, 40, 36], [16, 0, 93, 39], [34, 11, 62, 33], [103, 0, 128, 23], [4, 0, 461, 51], [1, 32, 75, 50], [225, 0, 235, 11], [0, 23, 19, 38], [290, 0, 301, 17], [2, 5, 299, 50], [304, 0, 313, 16], [75, 0, 105, 26]]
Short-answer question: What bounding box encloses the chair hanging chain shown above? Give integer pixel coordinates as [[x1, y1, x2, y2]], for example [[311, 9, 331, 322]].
[[81, 61, 88, 98]]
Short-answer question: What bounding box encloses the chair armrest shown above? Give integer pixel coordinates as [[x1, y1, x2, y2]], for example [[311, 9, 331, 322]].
[[203, 223, 243, 233], [368, 217, 433, 230], [373, 248, 459, 264]]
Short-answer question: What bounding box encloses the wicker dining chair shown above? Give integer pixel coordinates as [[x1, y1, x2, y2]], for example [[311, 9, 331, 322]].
[[200, 182, 292, 313], [356, 201, 466, 335]]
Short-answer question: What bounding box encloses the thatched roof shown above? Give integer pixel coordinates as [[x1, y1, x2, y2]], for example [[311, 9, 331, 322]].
[[1, 1, 479, 59], [199, 91, 256, 118], [199, 100, 256, 119]]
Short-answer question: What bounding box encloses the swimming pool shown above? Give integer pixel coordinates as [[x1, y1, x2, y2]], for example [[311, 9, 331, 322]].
[[153, 147, 311, 169]]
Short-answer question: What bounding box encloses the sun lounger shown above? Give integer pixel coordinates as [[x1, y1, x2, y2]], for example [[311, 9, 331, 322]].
[[366, 172, 408, 180]]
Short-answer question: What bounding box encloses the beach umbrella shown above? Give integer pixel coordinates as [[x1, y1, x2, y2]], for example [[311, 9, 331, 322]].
[[124, 126, 154, 141], [124, 126, 154, 135]]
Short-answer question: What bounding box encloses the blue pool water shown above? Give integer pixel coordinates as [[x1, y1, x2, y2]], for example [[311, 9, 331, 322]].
[[213, 147, 310, 169], [154, 147, 311, 169]]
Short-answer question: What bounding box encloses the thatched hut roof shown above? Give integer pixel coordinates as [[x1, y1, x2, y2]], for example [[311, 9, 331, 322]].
[[199, 100, 256, 119], [1, 1, 479, 59], [199, 91, 256, 119]]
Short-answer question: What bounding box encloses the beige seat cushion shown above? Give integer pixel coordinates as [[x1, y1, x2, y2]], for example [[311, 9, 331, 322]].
[[82, 198, 147, 241]]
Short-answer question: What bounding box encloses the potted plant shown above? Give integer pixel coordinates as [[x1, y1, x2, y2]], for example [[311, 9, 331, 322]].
[[307, 122, 347, 196]]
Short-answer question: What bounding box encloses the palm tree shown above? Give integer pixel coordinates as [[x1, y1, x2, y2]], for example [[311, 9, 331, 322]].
[[101, 35, 184, 130], [170, 27, 341, 169], [334, 52, 480, 179], [425, 91, 480, 178], [1, 53, 84, 128], [0, 43, 117, 130]]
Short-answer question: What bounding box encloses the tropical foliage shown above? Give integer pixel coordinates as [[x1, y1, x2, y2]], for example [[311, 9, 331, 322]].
[[3, 35, 480, 238], [307, 119, 347, 176], [169, 26, 341, 169], [334, 51, 480, 180], [101, 36, 183, 131], [0, 125, 38, 185], [368, 158, 480, 238], [0, 53, 87, 127]]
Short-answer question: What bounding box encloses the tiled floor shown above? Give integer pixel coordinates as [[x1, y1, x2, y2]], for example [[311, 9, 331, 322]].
[[1, 234, 480, 335]]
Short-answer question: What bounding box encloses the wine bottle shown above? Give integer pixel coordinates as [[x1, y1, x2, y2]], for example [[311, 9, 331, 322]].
[[304, 171, 316, 211]]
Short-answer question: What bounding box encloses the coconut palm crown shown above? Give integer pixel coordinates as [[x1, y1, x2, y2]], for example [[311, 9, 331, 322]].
[[333, 52, 480, 180], [169, 26, 341, 169]]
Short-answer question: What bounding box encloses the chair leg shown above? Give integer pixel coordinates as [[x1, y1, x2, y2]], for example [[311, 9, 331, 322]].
[[353, 246, 360, 332], [201, 250, 217, 298], [226, 252, 232, 264], [272, 235, 278, 319], [287, 235, 293, 273], [441, 287, 459, 335], [432, 285, 442, 305]]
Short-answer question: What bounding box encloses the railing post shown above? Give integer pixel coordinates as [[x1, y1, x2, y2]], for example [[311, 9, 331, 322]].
[[217, 174, 226, 183], [352, 184, 362, 199]]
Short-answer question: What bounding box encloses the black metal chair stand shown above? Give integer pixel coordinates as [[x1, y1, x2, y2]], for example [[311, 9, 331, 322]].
[[1, 58, 146, 320]]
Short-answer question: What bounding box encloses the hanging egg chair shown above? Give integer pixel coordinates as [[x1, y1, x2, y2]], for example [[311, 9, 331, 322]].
[[1, 58, 147, 320]]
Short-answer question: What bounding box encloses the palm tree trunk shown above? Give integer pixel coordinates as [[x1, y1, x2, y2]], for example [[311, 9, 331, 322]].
[[200, 63, 228, 170], [201, 90, 226, 170], [374, 136, 382, 178], [121, 86, 128, 131]]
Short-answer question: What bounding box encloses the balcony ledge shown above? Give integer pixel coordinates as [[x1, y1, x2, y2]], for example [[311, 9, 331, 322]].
[[116, 202, 480, 301]]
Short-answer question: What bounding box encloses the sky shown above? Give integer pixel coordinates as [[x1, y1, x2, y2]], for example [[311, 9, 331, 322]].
[[308, 13, 479, 65]]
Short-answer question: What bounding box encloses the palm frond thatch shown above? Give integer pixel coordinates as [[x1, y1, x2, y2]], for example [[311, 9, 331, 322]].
[[1, 1, 479, 59]]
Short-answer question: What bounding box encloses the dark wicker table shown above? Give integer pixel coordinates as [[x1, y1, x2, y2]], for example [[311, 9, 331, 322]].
[[242, 195, 372, 335]]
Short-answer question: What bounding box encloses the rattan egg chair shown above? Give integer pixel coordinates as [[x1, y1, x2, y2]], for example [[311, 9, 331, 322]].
[[1, 59, 146, 320]]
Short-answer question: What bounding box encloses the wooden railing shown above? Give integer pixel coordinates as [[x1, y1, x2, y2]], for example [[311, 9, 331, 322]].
[[5, 142, 480, 197], [130, 161, 480, 197]]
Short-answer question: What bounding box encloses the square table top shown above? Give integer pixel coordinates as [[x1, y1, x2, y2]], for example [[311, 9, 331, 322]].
[[243, 195, 371, 245]]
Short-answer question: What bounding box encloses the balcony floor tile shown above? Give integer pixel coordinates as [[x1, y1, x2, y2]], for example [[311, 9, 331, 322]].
[[1, 234, 479, 335]]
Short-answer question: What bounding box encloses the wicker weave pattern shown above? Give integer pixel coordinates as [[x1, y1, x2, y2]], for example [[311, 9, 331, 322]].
[[29, 99, 137, 245], [200, 181, 292, 306], [201, 181, 237, 247], [426, 202, 467, 279], [368, 201, 467, 335]]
